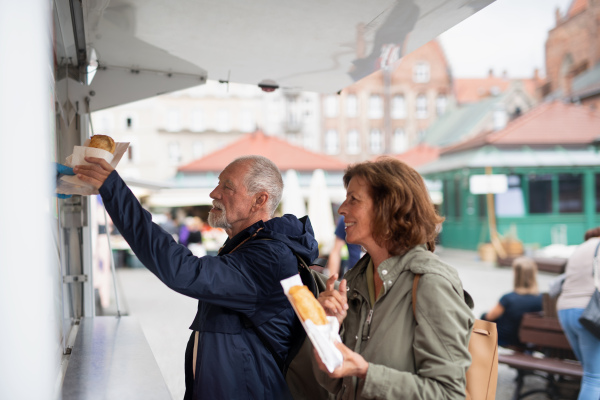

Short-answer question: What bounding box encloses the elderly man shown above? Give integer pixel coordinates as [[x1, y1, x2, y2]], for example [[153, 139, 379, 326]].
[[75, 155, 319, 400]]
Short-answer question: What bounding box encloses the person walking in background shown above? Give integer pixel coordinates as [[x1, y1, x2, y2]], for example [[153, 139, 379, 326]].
[[185, 217, 206, 257], [557, 227, 600, 400], [481, 257, 542, 347], [313, 157, 473, 399], [327, 216, 363, 278]]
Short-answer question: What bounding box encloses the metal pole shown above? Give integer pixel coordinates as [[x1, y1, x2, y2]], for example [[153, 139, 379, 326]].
[[103, 206, 122, 317]]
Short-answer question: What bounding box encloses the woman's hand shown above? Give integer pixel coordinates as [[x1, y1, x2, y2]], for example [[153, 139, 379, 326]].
[[314, 342, 369, 379], [318, 273, 348, 325], [73, 157, 114, 190]]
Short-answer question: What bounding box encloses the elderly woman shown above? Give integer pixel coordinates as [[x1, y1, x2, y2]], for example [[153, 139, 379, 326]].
[[314, 157, 473, 399]]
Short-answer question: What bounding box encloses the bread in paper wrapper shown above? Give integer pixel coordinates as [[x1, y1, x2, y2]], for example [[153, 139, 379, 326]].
[[56, 138, 129, 196], [281, 274, 343, 372]]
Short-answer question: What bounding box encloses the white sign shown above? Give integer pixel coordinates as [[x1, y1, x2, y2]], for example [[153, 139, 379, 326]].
[[469, 174, 508, 194]]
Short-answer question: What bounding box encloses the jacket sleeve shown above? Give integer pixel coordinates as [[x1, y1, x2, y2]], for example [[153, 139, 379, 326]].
[[99, 171, 288, 314], [360, 274, 473, 400]]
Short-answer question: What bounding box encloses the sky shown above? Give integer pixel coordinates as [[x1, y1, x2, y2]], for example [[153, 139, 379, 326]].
[[439, 0, 574, 78]]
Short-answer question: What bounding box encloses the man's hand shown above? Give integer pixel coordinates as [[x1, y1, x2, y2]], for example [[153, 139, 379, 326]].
[[73, 157, 114, 190], [318, 273, 348, 325], [314, 342, 369, 379]]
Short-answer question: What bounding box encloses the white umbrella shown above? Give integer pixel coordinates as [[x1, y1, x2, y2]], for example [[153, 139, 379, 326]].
[[308, 169, 335, 256], [282, 169, 307, 218]]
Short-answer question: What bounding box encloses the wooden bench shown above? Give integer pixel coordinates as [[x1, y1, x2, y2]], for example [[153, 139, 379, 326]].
[[497, 256, 567, 274], [498, 312, 582, 400]]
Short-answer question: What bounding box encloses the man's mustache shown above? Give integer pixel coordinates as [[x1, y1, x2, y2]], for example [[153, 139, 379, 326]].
[[212, 201, 226, 211]]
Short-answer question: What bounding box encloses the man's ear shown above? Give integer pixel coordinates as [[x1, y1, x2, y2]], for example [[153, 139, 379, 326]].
[[252, 192, 269, 212]]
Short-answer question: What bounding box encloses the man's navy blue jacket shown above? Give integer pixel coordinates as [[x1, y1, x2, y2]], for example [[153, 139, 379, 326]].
[[100, 171, 319, 400]]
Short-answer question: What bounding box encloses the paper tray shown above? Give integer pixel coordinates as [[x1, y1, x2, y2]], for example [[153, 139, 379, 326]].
[[57, 139, 129, 196], [281, 274, 343, 372]]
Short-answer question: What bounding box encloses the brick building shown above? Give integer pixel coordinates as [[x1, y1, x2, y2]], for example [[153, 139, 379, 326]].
[[542, 0, 600, 109], [320, 40, 454, 163]]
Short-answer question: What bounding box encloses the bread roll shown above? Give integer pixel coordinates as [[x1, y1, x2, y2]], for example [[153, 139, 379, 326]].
[[89, 135, 116, 154], [289, 285, 328, 325]]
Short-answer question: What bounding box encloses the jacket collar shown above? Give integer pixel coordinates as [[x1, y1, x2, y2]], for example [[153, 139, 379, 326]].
[[218, 220, 266, 255], [345, 245, 430, 303]]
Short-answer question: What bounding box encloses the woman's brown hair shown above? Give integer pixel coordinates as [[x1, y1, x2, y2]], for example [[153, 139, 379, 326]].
[[343, 157, 444, 255], [512, 257, 539, 295]]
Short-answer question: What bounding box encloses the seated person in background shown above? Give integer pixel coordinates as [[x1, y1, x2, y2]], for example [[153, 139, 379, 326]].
[[481, 257, 542, 347]]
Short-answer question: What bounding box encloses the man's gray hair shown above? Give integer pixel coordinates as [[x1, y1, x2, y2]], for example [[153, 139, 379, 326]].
[[231, 155, 283, 217]]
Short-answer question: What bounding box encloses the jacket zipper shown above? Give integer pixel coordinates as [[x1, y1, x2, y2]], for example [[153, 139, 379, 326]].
[[362, 309, 374, 341]]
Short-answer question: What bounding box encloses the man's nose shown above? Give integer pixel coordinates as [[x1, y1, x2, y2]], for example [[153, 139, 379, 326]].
[[209, 186, 220, 200]]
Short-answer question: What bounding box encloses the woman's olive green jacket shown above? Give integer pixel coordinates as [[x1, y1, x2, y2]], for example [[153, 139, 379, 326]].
[[315, 245, 474, 400]]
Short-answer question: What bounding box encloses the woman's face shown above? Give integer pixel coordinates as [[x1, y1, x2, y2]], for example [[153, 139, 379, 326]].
[[338, 176, 375, 250]]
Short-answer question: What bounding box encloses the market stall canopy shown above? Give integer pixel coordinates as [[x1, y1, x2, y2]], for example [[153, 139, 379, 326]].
[[58, 0, 494, 111]]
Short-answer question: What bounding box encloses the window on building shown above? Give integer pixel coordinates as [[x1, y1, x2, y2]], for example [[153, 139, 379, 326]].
[[216, 109, 230, 132], [286, 97, 301, 129], [346, 129, 360, 154], [558, 173, 583, 213], [168, 142, 181, 165], [127, 145, 134, 162], [96, 114, 113, 135], [303, 132, 317, 152], [416, 95, 428, 119], [493, 106, 507, 131], [192, 141, 203, 159], [324, 95, 338, 118], [454, 177, 461, 219], [325, 129, 339, 154], [391, 95, 406, 119], [413, 62, 430, 83], [478, 195, 487, 220], [166, 110, 181, 132], [126, 117, 133, 129], [495, 175, 525, 217], [240, 109, 254, 132], [436, 95, 447, 117], [442, 180, 450, 217], [346, 94, 358, 117], [368, 95, 383, 119], [191, 110, 205, 132], [528, 174, 553, 214], [369, 129, 383, 154], [392, 128, 407, 153]]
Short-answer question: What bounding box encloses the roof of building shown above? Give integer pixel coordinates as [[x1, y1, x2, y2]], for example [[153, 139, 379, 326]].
[[441, 101, 600, 154], [418, 145, 600, 175], [422, 93, 504, 147], [178, 130, 348, 173], [454, 76, 538, 104], [572, 62, 600, 99], [567, 0, 587, 18], [392, 144, 440, 168]]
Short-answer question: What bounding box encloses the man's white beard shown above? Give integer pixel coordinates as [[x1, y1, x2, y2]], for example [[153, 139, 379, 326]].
[[208, 203, 232, 230]]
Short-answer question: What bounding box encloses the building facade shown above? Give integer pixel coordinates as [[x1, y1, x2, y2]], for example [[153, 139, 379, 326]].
[[320, 40, 455, 163], [92, 80, 321, 183], [542, 0, 600, 108]]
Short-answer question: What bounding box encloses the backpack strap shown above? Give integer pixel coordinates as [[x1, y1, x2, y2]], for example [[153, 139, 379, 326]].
[[412, 274, 421, 318], [238, 236, 319, 376]]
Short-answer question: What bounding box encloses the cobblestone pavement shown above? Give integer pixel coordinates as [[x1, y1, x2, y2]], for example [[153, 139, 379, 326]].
[[112, 248, 571, 400]]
